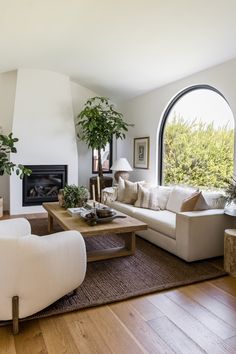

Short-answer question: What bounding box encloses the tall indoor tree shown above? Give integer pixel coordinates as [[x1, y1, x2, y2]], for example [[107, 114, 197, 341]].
[[77, 96, 133, 177]]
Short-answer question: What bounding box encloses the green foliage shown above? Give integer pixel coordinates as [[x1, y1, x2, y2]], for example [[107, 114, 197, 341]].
[[63, 184, 89, 208], [224, 176, 236, 203], [0, 131, 31, 178], [163, 115, 234, 189], [77, 96, 133, 176]]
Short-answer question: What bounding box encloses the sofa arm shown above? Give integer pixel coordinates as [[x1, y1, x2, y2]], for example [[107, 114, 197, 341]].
[[0, 218, 31, 238], [101, 187, 118, 204], [176, 209, 236, 261]]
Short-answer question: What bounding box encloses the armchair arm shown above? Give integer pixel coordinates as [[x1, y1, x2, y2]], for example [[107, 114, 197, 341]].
[[176, 209, 236, 261], [101, 187, 118, 204], [0, 218, 31, 238], [0, 230, 87, 320]]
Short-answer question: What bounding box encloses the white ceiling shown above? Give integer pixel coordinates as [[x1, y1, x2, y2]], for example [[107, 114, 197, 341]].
[[1, 0, 236, 101]]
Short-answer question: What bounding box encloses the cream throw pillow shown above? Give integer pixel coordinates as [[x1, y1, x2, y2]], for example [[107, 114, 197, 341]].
[[166, 186, 198, 213], [134, 185, 160, 210], [122, 180, 140, 204], [117, 177, 144, 204]]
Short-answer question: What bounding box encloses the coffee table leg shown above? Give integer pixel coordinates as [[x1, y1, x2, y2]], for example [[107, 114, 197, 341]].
[[87, 232, 136, 262], [48, 214, 53, 233], [125, 232, 136, 255]]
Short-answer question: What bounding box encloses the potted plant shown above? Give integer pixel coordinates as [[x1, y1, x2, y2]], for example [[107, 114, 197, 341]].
[[77, 97, 133, 178], [0, 130, 31, 216], [224, 176, 236, 208], [62, 185, 89, 209]]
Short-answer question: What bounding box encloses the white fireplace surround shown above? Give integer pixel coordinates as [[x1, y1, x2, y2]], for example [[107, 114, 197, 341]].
[[9, 69, 79, 214]]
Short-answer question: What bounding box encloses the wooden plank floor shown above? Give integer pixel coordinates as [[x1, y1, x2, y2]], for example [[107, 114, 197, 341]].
[[1, 276, 236, 354], [1, 214, 236, 353]]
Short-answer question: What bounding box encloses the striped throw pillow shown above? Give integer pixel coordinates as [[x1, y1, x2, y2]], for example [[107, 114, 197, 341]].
[[134, 185, 160, 210]]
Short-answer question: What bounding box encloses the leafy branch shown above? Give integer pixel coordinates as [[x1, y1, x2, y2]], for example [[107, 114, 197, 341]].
[[77, 97, 133, 177], [163, 115, 233, 189], [0, 132, 31, 178]]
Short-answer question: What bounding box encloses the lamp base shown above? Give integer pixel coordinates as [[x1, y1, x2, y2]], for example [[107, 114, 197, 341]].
[[114, 171, 130, 183]]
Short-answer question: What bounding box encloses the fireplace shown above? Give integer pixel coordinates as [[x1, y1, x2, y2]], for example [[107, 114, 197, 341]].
[[23, 165, 67, 206]]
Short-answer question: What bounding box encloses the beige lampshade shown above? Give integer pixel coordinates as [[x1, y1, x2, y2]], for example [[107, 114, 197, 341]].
[[111, 158, 133, 183], [111, 158, 133, 172]]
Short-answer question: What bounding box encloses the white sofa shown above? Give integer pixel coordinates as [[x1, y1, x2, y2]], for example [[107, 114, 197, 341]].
[[103, 187, 236, 262], [0, 218, 87, 334]]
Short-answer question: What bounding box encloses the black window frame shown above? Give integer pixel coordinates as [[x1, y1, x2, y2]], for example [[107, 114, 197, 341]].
[[92, 140, 113, 174], [158, 84, 228, 185]]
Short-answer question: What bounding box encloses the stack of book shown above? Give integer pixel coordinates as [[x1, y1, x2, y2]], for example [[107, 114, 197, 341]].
[[67, 207, 88, 217]]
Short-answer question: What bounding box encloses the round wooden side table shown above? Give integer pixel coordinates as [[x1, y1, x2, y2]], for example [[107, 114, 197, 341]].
[[224, 229, 236, 277]]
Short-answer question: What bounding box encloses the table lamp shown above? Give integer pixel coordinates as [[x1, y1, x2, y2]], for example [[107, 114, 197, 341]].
[[111, 158, 133, 183]]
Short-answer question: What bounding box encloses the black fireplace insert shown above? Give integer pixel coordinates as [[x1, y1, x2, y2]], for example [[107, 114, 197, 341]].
[[22, 165, 67, 206]]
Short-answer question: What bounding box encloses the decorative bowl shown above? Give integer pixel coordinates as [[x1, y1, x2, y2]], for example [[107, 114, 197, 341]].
[[96, 206, 114, 218]]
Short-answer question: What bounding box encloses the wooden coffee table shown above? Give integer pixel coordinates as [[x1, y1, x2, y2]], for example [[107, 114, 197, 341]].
[[43, 202, 147, 262]]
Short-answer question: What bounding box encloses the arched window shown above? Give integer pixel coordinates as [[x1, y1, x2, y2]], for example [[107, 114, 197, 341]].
[[159, 85, 234, 189]]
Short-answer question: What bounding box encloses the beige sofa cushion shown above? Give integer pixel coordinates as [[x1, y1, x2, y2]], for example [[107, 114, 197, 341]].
[[109, 201, 176, 239], [134, 208, 176, 239], [109, 201, 136, 216], [117, 177, 144, 204], [122, 180, 140, 204]]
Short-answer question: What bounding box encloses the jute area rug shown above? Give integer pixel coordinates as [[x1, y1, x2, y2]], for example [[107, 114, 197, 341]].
[[1, 218, 226, 324]]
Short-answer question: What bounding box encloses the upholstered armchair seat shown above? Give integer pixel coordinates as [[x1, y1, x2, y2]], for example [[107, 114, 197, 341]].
[[0, 218, 87, 333]]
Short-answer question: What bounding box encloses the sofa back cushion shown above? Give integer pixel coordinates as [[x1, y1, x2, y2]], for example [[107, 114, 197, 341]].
[[201, 191, 225, 209], [156, 186, 172, 210], [134, 185, 160, 210], [166, 186, 198, 213]]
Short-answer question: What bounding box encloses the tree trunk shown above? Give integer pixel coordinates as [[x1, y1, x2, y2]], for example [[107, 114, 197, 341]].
[[97, 149, 103, 178]]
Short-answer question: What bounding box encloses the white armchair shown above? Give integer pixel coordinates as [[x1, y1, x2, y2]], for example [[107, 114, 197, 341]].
[[0, 218, 87, 334]]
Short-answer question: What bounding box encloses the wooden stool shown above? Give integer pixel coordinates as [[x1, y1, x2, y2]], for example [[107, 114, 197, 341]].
[[224, 229, 236, 277]]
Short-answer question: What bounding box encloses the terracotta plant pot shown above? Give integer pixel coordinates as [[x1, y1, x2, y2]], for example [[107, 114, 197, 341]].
[[0, 197, 3, 218]]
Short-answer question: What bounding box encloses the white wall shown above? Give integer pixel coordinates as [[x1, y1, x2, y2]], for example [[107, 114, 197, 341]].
[[119, 58, 236, 184], [0, 71, 17, 210], [10, 69, 78, 214]]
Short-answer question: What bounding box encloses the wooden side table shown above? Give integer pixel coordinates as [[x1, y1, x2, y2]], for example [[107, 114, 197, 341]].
[[224, 229, 236, 277], [89, 176, 113, 201]]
